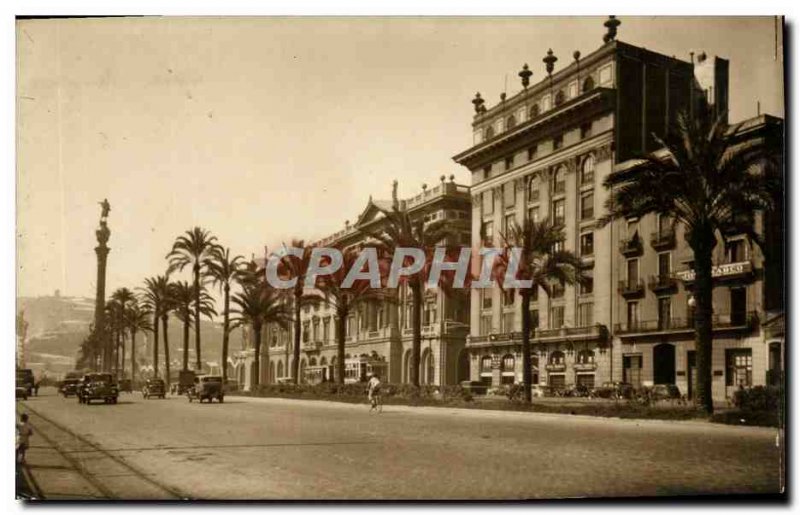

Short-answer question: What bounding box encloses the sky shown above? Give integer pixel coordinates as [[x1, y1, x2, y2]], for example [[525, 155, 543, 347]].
[[16, 16, 784, 300]]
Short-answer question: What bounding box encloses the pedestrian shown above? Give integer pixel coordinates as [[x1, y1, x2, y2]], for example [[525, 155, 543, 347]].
[[33, 381, 40, 397], [16, 414, 33, 464]]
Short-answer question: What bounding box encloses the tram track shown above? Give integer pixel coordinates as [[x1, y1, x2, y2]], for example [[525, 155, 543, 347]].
[[20, 402, 190, 500]]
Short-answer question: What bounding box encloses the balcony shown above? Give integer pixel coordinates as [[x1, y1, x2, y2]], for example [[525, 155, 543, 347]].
[[619, 236, 643, 257], [466, 324, 608, 348], [650, 229, 676, 250], [674, 260, 754, 284], [573, 362, 597, 372], [615, 311, 758, 336], [545, 363, 567, 372], [648, 274, 678, 293], [618, 279, 645, 298]]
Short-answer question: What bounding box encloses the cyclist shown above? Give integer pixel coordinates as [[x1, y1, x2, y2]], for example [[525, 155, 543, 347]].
[[367, 373, 382, 413]]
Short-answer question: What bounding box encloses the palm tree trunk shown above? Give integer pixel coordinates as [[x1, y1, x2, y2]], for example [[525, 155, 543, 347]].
[[130, 329, 137, 385], [182, 315, 190, 371], [253, 324, 262, 389], [194, 265, 202, 371], [336, 307, 347, 384], [163, 314, 172, 389], [521, 292, 533, 403], [221, 283, 231, 384], [693, 242, 715, 414], [121, 332, 126, 377], [410, 282, 422, 387], [152, 309, 160, 378], [292, 292, 301, 384]]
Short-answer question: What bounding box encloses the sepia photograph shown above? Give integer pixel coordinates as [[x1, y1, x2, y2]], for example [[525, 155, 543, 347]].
[[13, 11, 786, 503]]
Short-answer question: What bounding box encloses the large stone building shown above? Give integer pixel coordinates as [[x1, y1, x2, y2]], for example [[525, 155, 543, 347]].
[[452, 17, 784, 401], [239, 177, 472, 390]]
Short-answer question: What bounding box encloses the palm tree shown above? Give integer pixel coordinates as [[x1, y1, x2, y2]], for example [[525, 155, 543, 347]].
[[495, 218, 587, 404], [104, 299, 125, 375], [167, 227, 218, 370], [111, 288, 136, 376], [171, 281, 217, 372], [599, 108, 779, 414], [125, 302, 152, 386], [275, 240, 321, 384], [315, 245, 390, 384], [359, 181, 457, 386], [206, 246, 246, 384], [231, 271, 291, 389], [140, 275, 170, 379]]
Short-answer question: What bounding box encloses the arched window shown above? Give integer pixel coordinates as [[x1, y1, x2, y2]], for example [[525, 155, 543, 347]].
[[480, 356, 493, 374], [577, 349, 595, 364], [501, 354, 515, 372], [506, 115, 516, 130], [530, 103, 540, 119], [554, 90, 566, 106], [549, 351, 565, 365], [527, 176, 540, 203], [277, 361, 284, 379], [553, 166, 566, 194], [320, 356, 327, 366], [485, 125, 495, 140], [582, 76, 595, 93], [581, 155, 595, 184], [309, 357, 317, 366]]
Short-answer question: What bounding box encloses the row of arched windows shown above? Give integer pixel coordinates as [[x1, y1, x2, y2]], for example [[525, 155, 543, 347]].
[[484, 76, 596, 141], [479, 350, 596, 371], [525, 155, 596, 201]]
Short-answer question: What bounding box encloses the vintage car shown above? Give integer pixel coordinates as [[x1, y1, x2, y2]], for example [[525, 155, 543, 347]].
[[59, 378, 81, 397], [16, 369, 34, 397], [171, 370, 197, 395], [78, 373, 119, 405], [188, 375, 224, 403], [15, 383, 28, 400], [142, 378, 167, 399]]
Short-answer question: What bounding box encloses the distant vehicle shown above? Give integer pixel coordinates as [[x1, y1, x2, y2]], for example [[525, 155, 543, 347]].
[[78, 373, 119, 405], [119, 378, 133, 393], [64, 370, 85, 381], [594, 382, 635, 400], [15, 385, 28, 400], [188, 375, 224, 403], [59, 378, 81, 397], [460, 380, 488, 396], [16, 369, 34, 397], [651, 384, 681, 401], [143, 378, 166, 399], [172, 370, 197, 395]]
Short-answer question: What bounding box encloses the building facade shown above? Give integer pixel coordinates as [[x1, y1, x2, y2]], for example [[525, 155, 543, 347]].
[[453, 17, 784, 401], [240, 177, 472, 390]]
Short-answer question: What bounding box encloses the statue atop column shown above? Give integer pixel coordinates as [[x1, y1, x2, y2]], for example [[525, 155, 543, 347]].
[[96, 198, 111, 244]]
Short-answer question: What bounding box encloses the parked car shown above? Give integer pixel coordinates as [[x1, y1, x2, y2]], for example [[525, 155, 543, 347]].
[[78, 373, 119, 404], [650, 384, 682, 401], [188, 375, 224, 403], [59, 378, 81, 397], [143, 378, 167, 399], [172, 370, 197, 395], [16, 369, 34, 397], [593, 381, 635, 400], [119, 379, 133, 393], [460, 380, 489, 396], [15, 384, 28, 400]]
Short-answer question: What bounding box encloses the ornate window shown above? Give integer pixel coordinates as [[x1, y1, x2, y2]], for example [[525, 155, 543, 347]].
[[480, 356, 493, 374], [582, 76, 595, 92], [506, 115, 516, 130], [581, 154, 595, 184], [527, 176, 540, 203], [530, 103, 541, 118], [552, 166, 566, 194], [577, 349, 595, 364], [549, 351, 565, 365], [554, 90, 566, 106], [485, 125, 495, 140]]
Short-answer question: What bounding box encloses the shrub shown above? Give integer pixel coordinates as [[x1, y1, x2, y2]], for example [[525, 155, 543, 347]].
[[732, 386, 782, 412]]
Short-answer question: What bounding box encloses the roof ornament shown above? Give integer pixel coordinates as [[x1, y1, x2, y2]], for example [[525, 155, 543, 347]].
[[573, 51, 582, 94], [603, 15, 621, 44], [471, 92, 486, 114], [519, 63, 532, 89], [543, 49, 558, 99]]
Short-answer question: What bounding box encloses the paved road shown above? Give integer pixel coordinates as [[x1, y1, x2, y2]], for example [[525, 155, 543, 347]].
[[17, 387, 782, 500]]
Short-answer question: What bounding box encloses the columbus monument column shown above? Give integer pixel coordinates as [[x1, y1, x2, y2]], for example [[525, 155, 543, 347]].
[[94, 199, 111, 371]]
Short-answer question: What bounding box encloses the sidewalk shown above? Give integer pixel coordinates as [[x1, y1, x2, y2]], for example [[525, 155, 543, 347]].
[[227, 394, 779, 436]]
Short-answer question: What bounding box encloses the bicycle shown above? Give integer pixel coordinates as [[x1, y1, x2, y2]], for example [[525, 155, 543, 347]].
[[369, 388, 383, 414]]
